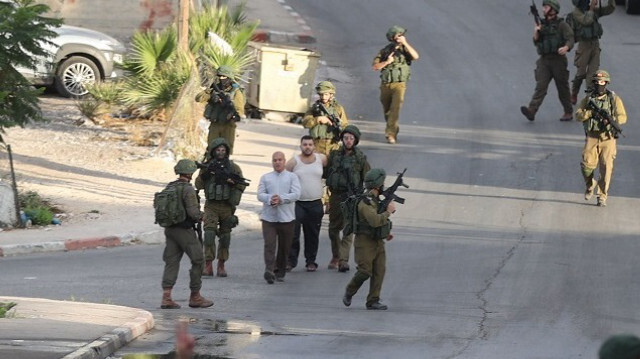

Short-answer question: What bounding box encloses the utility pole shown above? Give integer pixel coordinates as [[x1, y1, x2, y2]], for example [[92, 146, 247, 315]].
[[178, 0, 189, 51]]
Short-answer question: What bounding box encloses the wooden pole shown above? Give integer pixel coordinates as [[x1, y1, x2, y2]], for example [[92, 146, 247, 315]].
[[7, 145, 22, 228], [178, 0, 190, 51]]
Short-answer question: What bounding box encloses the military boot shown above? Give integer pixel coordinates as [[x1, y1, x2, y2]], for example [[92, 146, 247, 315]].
[[520, 106, 535, 121], [161, 288, 180, 309], [342, 292, 352, 307], [216, 259, 227, 277], [188, 291, 214, 308], [366, 301, 388, 310], [327, 257, 339, 270], [202, 260, 214, 276], [584, 178, 597, 201]]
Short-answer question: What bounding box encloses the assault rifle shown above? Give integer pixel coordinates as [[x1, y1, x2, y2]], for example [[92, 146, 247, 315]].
[[196, 161, 251, 187], [312, 101, 341, 142], [195, 190, 203, 244], [586, 98, 625, 138], [209, 81, 241, 122], [380, 43, 400, 62], [377, 168, 409, 214], [529, 0, 543, 26]]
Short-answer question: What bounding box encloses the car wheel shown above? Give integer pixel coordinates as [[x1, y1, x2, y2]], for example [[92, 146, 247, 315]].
[[54, 56, 101, 97], [627, 0, 640, 13]]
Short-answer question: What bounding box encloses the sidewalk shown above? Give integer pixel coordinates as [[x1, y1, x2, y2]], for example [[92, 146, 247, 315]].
[[0, 1, 316, 357]]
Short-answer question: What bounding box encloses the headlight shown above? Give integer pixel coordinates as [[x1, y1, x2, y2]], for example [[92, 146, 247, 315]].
[[113, 54, 123, 64]]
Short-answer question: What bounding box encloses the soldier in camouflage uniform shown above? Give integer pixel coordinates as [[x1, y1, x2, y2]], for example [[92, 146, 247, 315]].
[[372, 25, 419, 144], [196, 66, 245, 155], [342, 169, 396, 311], [520, 0, 575, 122], [325, 125, 370, 272], [195, 138, 247, 277], [575, 70, 626, 207], [568, 0, 615, 104], [161, 159, 213, 309], [302, 81, 349, 156]]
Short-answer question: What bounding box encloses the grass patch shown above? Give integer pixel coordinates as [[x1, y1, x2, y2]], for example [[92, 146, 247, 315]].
[[0, 302, 17, 318], [18, 191, 62, 226]]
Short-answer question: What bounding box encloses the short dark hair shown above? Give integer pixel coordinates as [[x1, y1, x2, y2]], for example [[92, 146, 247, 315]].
[[301, 135, 314, 142]]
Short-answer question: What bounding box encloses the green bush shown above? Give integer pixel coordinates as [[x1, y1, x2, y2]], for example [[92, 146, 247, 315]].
[[0, 302, 17, 318], [18, 191, 60, 225]]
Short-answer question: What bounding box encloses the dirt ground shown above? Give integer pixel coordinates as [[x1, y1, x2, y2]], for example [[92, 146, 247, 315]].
[[2, 95, 178, 226]]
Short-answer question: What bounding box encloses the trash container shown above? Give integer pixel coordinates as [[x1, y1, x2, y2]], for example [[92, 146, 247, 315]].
[[245, 41, 321, 117]]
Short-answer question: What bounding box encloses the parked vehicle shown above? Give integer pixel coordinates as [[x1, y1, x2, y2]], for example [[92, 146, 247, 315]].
[[17, 25, 126, 97]]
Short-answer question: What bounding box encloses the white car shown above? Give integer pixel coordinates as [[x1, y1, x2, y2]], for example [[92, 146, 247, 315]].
[[18, 25, 126, 97]]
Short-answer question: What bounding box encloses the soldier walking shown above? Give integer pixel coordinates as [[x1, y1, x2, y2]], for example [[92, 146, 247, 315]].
[[568, 0, 615, 104], [520, 0, 574, 122], [342, 169, 396, 311], [195, 138, 247, 277], [159, 159, 213, 309], [372, 25, 419, 144], [302, 81, 349, 156], [325, 125, 370, 272], [195, 66, 245, 154], [575, 70, 626, 207]]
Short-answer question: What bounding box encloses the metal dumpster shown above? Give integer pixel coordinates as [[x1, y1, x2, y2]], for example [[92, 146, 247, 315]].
[[245, 42, 321, 119]]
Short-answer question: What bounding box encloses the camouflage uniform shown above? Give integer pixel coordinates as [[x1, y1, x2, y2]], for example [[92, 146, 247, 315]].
[[568, 0, 615, 100], [302, 81, 349, 156], [521, 1, 575, 121], [161, 159, 212, 309], [343, 168, 392, 310], [195, 138, 247, 276], [575, 71, 626, 207], [372, 26, 417, 142], [195, 66, 245, 155], [325, 126, 370, 271]]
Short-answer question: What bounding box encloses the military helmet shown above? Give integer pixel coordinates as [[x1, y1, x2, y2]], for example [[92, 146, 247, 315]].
[[593, 69, 611, 83], [207, 137, 230, 156], [598, 334, 640, 359], [364, 169, 386, 189], [386, 25, 406, 41], [340, 125, 361, 146], [216, 65, 234, 78], [174, 159, 198, 175], [543, 0, 560, 12], [315, 81, 336, 94]]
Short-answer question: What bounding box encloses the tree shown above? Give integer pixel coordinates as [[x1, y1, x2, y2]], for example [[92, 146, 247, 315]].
[[0, 0, 61, 143]]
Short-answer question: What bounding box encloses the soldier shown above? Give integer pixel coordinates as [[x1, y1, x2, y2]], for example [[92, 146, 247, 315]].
[[195, 65, 245, 154], [568, 0, 615, 104], [342, 169, 396, 311], [598, 334, 640, 359], [325, 125, 370, 272], [372, 25, 419, 144], [575, 70, 626, 207], [160, 159, 213, 309], [195, 137, 247, 277], [520, 0, 575, 122], [302, 81, 348, 156]]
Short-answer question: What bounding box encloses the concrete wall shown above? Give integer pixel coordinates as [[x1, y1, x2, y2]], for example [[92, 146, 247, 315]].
[[37, 0, 180, 42], [0, 182, 18, 227]]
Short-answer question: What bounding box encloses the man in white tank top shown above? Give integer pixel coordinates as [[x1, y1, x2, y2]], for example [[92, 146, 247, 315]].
[[285, 135, 327, 271]]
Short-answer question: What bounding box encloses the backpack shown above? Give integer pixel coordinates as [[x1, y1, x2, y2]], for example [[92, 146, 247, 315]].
[[153, 181, 187, 227]]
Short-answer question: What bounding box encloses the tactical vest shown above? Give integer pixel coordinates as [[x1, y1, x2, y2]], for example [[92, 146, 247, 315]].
[[327, 148, 366, 192], [204, 83, 240, 123], [203, 159, 239, 204], [310, 100, 340, 140], [568, 13, 603, 41], [380, 47, 411, 83], [584, 91, 616, 134], [537, 19, 565, 55], [354, 195, 392, 240]]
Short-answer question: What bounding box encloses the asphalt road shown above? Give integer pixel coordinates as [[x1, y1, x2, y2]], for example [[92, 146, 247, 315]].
[[3, 1, 640, 358]]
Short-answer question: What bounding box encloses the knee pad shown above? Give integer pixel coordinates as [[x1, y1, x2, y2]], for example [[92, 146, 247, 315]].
[[581, 164, 594, 179]]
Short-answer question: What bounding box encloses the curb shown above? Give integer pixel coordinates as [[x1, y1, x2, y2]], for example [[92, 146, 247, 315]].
[[0, 211, 261, 257], [252, 29, 316, 44], [62, 309, 154, 359]]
